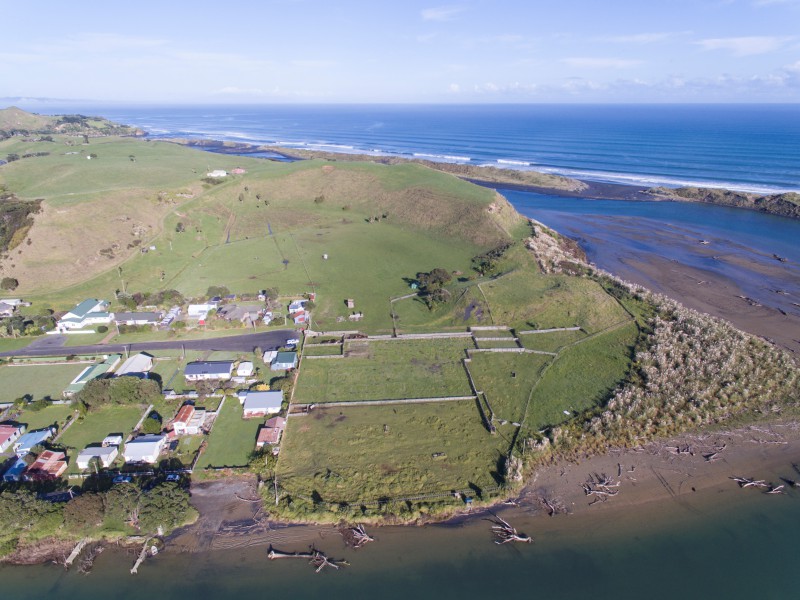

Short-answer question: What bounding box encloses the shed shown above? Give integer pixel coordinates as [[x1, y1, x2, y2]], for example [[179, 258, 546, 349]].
[[237, 361, 255, 377], [116, 352, 154, 377], [102, 434, 123, 447], [243, 391, 283, 418]]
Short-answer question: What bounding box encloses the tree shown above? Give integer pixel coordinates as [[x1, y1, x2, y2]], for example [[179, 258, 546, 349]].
[[175, 222, 185, 233], [104, 484, 141, 529], [76, 376, 161, 410], [205, 285, 230, 299], [1, 277, 19, 291], [5, 154, 20, 163], [141, 411, 162, 434], [138, 483, 194, 533], [0, 490, 63, 557], [64, 493, 105, 533]]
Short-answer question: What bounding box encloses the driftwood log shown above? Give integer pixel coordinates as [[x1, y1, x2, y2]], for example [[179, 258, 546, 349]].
[[267, 545, 349, 573], [339, 524, 375, 549], [485, 512, 532, 544], [582, 472, 620, 505]]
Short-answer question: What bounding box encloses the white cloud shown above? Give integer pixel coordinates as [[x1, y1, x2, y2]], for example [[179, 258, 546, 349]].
[[213, 86, 265, 96], [561, 57, 643, 69], [602, 32, 688, 44], [421, 6, 464, 21], [696, 36, 793, 56], [291, 59, 337, 68], [448, 83, 461, 93]]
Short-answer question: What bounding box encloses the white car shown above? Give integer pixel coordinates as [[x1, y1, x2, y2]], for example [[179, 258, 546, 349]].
[[286, 338, 300, 346]]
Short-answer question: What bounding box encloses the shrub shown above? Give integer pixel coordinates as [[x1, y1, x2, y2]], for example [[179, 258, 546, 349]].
[[0, 277, 19, 291], [96, 325, 109, 334]]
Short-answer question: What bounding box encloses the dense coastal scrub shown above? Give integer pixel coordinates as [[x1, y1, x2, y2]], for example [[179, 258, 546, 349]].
[[647, 186, 800, 220]]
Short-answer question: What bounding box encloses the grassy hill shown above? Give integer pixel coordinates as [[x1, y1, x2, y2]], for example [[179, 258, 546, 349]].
[[0, 106, 142, 137]]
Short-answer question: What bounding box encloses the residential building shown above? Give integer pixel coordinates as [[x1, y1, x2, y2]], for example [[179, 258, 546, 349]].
[[63, 354, 122, 396], [172, 404, 195, 436], [113, 311, 163, 326], [76, 446, 119, 470], [184, 361, 234, 381], [2, 457, 28, 482], [256, 416, 286, 448], [271, 351, 297, 371], [115, 352, 154, 377], [206, 169, 227, 178], [123, 435, 167, 464], [237, 361, 255, 377], [288, 299, 307, 313], [25, 450, 68, 479], [242, 391, 283, 418], [0, 302, 15, 317], [0, 422, 26, 453], [13, 428, 54, 456], [57, 299, 113, 331]]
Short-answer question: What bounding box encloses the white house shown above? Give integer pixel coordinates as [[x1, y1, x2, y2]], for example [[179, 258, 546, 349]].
[[115, 353, 154, 377], [113, 311, 163, 326], [288, 299, 307, 313], [206, 169, 227, 178], [57, 299, 113, 331], [171, 404, 205, 435], [184, 361, 234, 381], [0, 302, 15, 318], [0, 423, 26, 453], [242, 391, 283, 418], [237, 361, 255, 377], [77, 446, 119, 470], [123, 435, 167, 464]]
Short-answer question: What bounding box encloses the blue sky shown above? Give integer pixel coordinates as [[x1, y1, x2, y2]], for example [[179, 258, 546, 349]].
[[1, 0, 799, 103]]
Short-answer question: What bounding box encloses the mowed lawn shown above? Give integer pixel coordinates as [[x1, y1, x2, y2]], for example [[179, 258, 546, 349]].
[[198, 397, 261, 468], [17, 403, 75, 433], [0, 363, 86, 401], [276, 402, 503, 503], [58, 405, 144, 472], [293, 338, 473, 403]]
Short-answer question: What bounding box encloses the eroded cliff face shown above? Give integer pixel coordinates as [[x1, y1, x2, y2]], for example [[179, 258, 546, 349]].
[[524, 218, 587, 274]]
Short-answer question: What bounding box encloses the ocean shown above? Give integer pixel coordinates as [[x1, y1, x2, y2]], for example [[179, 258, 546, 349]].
[[4, 103, 799, 597], [24, 103, 800, 194]]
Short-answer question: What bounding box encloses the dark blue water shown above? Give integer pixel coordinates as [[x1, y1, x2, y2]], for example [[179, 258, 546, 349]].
[[24, 104, 800, 193]]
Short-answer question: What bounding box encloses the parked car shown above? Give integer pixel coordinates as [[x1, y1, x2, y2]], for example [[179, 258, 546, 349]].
[[165, 473, 181, 482], [113, 474, 133, 484], [286, 338, 300, 346]]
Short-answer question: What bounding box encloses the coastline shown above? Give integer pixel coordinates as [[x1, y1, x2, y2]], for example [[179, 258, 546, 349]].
[[164, 137, 799, 218]]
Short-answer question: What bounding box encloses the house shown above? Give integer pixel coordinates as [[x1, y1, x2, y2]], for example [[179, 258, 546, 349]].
[[57, 299, 113, 331], [171, 403, 204, 435], [242, 391, 283, 418], [237, 361, 255, 377], [256, 416, 286, 448], [63, 354, 122, 396], [206, 169, 227, 178], [113, 311, 163, 327], [187, 303, 217, 324], [0, 302, 15, 318], [271, 351, 297, 371], [288, 299, 307, 313], [102, 434, 124, 447], [0, 298, 26, 308], [76, 446, 118, 470], [262, 350, 277, 364], [0, 423, 26, 453], [13, 428, 54, 456], [2, 457, 28, 482], [184, 361, 234, 381], [115, 352, 154, 377], [293, 311, 308, 325], [123, 435, 167, 464], [25, 450, 68, 479]]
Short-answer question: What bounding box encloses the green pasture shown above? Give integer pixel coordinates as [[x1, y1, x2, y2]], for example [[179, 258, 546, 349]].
[[276, 402, 503, 503], [293, 338, 472, 403]]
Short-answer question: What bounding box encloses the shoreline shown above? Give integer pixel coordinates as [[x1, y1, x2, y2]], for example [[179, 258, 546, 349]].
[[165, 137, 799, 218]]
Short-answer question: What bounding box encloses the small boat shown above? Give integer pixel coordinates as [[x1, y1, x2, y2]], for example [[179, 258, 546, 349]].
[[699, 239, 710, 245], [773, 253, 788, 263]]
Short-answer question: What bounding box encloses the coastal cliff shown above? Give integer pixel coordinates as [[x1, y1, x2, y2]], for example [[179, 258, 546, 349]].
[[647, 186, 800, 220]]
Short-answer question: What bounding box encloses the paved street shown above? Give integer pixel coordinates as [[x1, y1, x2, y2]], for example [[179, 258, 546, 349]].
[[0, 330, 298, 357]]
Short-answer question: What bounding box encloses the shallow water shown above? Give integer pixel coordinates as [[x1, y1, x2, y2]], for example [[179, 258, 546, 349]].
[[2, 484, 799, 600]]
